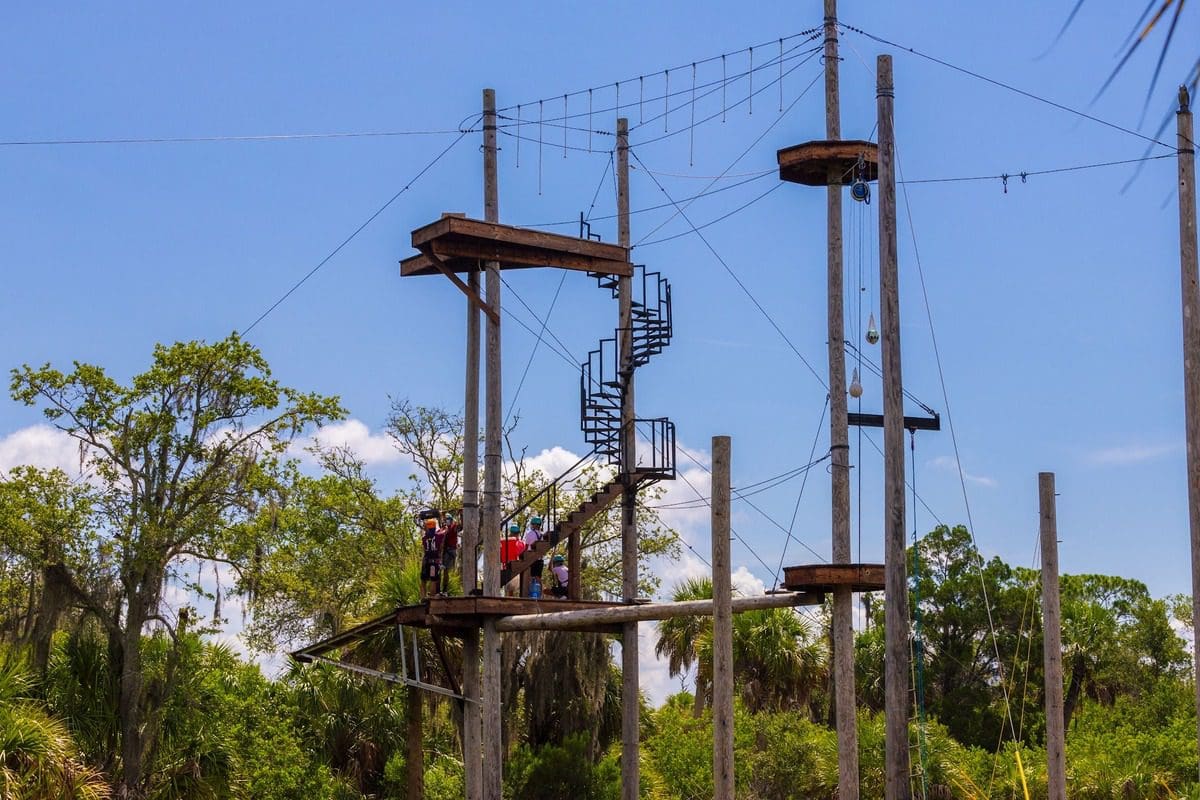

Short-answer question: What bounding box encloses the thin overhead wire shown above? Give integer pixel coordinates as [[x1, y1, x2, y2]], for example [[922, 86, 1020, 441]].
[[635, 182, 784, 247], [840, 22, 1176, 150], [241, 127, 473, 335], [775, 395, 830, 588], [632, 65, 822, 245], [895, 144, 1020, 745], [629, 148, 828, 390], [0, 127, 477, 148], [492, 27, 821, 119]]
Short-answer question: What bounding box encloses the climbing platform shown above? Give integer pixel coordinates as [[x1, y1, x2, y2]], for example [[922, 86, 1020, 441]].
[[781, 563, 885, 596], [291, 596, 638, 663], [400, 214, 632, 277], [777, 139, 879, 186]]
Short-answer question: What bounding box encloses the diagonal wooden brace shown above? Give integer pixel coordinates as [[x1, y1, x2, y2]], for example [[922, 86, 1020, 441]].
[[418, 245, 500, 324]]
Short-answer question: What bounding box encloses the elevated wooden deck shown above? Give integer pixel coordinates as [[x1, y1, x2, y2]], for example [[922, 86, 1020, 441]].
[[400, 215, 631, 277], [291, 596, 636, 662], [781, 563, 885, 595], [777, 139, 879, 186]]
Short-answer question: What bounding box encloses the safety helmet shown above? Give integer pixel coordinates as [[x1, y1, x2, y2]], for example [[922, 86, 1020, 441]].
[[424, 518, 438, 530], [508, 523, 521, 535], [445, 512, 454, 522], [530, 516, 543, 527], [552, 554, 565, 564]]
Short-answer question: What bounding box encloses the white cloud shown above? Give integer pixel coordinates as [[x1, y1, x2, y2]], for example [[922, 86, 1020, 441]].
[[291, 419, 405, 466], [929, 455, 997, 488], [516, 446, 593, 483], [1084, 441, 1179, 467], [732, 565, 766, 597], [0, 424, 85, 476]]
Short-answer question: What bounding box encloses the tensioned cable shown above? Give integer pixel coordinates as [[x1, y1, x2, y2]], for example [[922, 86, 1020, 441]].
[[895, 143, 1020, 745], [514, 170, 775, 229], [775, 395, 830, 589], [0, 127, 477, 148], [840, 22, 1175, 150], [504, 154, 613, 424], [630, 148, 828, 389], [632, 64, 822, 247], [644, 453, 831, 510], [636, 182, 785, 248], [241, 126, 474, 334], [491, 27, 821, 117]]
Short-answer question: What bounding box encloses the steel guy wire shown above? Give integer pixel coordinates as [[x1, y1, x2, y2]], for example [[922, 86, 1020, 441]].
[[241, 126, 473, 335], [629, 148, 828, 390]]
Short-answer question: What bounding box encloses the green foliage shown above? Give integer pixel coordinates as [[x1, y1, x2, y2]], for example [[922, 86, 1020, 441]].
[[505, 732, 619, 800]]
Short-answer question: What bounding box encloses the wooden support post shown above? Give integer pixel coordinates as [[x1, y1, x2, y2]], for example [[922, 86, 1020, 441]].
[[1176, 87, 1200, 773], [711, 435, 734, 800], [823, 3, 859, 797], [877, 55, 911, 800], [617, 116, 641, 800], [481, 87, 503, 800], [461, 121, 484, 800], [568, 527, 582, 600], [1039, 472, 1066, 800]]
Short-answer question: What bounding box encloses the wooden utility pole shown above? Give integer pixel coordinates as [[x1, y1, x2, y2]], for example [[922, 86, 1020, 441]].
[[711, 435, 734, 800], [822, 2, 859, 797], [876, 54, 911, 800], [481, 87, 503, 800], [1177, 85, 1200, 769], [461, 111, 484, 800], [1039, 472, 1066, 800], [616, 116, 641, 800]]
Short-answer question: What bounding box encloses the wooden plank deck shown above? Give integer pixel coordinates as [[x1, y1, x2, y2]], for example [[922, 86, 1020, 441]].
[[400, 215, 632, 277], [777, 139, 879, 186], [781, 563, 885, 594], [291, 596, 635, 661]]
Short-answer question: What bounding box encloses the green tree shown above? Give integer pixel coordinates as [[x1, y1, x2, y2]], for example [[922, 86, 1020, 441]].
[[732, 607, 827, 715], [10, 333, 343, 797], [0, 466, 96, 677]]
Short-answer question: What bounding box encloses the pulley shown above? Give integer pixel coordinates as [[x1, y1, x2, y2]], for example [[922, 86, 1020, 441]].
[[850, 177, 870, 203]]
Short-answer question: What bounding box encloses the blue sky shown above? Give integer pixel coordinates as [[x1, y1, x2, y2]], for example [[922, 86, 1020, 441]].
[[2, 2, 1198, 694]]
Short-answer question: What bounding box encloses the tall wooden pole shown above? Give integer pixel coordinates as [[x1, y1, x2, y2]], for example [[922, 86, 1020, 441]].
[[1038, 472, 1066, 800], [822, 2, 859, 795], [711, 435, 734, 800], [1176, 86, 1200, 770], [481, 87, 504, 800], [615, 117, 641, 800], [461, 110, 484, 800], [876, 54, 911, 800]]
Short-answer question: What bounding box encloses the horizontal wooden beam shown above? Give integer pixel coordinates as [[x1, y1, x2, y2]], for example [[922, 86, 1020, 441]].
[[782, 563, 885, 593], [493, 591, 822, 632], [847, 411, 941, 431]]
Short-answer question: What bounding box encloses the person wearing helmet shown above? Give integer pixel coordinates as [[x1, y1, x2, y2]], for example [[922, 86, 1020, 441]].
[[419, 516, 443, 600], [438, 512, 460, 594], [549, 553, 569, 598], [523, 516, 547, 594], [499, 522, 526, 567]]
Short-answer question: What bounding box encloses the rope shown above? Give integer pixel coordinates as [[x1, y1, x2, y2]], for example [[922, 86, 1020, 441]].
[[910, 430, 929, 800]]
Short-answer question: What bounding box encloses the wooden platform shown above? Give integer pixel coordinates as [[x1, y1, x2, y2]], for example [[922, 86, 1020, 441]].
[[777, 140, 879, 186], [781, 563, 885, 594], [400, 215, 632, 277], [291, 596, 636, 661]]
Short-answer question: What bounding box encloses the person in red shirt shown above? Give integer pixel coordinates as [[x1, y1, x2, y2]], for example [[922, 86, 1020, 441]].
[[419, 517, 443, 600], [499, 523, 526, 566]]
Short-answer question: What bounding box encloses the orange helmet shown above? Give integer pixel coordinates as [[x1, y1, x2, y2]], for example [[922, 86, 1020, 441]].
[[424, 518, 438, 530]]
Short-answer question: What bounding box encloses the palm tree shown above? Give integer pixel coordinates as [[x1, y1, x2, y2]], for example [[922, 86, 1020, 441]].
[[732, 608, 828, 716], [0, 657, 110, 800], [654, 577, 714, 717]]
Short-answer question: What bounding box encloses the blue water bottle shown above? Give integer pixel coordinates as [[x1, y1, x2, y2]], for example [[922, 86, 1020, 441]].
[[529, 577, 542, 599]]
